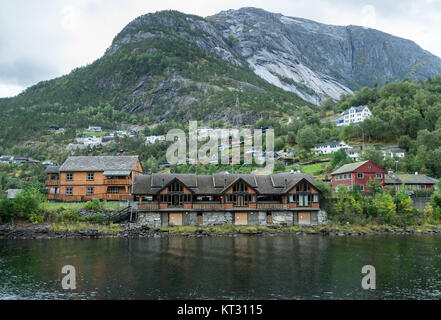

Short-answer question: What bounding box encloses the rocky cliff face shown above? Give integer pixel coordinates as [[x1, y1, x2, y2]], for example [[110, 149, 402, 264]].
[[208, 8, 441, 104], [108, 8, 441, 105]]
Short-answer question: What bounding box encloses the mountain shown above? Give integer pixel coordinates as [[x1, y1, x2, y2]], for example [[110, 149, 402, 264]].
[[108, 7, 441, 105], [1, 7, 441, 145]]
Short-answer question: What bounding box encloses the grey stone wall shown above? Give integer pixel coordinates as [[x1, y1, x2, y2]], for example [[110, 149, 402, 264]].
[[202, 212, 233, 226], [318, 210, 328, 225], [134, 210, 328, 227], [272, 211, 294, 226], [137, 213, 161, 228]]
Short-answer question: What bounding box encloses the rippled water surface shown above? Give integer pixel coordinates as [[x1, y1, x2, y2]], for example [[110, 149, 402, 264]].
[[1, 234, 440, 299]]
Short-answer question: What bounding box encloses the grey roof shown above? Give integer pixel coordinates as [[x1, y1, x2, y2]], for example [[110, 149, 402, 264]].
[[385, 174, 440, 185], [331, 161, 369, 175], [133, 173, 317, 195], [59, 156, 138, 172], [45, 166, 60, 174], [342, 105, 368, 115], [314, 141, 342, 148], [103, 170, 132, 176]]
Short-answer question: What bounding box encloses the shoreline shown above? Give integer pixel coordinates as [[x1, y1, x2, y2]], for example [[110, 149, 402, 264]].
[[1, 223, 440, 240]]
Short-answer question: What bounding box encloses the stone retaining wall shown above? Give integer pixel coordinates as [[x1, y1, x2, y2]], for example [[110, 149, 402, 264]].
[[135, 210, 327, 228]]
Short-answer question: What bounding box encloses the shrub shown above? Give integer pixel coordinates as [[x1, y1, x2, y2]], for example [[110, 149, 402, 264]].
[[84, 199, 103, 212], [59, 209, 80, 223]]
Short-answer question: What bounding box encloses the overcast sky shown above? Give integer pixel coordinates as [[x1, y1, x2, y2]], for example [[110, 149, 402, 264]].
[[1, 0, 440, 98]]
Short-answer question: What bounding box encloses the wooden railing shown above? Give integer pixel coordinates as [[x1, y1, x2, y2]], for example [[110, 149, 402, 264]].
[[45, 180, 60, 186], [192, 203, 224, 210], [46, 194, 132, 202], [105, 179, 130, 185], [138, 203, 160, 210], [257, 203, 289, 210]]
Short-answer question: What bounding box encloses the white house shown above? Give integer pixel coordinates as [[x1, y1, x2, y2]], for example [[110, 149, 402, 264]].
[[346, 148, 362, 161], [76, 136, 103, 147], [382, 148, 406, 159], [86, 126, 102, 132], [146, 135, 166, 144], [314, 141, 351, 155], [337, 106, 372, 127]]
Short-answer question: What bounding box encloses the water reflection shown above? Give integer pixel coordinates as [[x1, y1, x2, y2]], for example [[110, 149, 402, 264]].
[[0, 235, 440, 300]]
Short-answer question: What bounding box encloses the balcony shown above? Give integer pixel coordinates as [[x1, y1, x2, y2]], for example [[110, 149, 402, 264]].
[[256, 203, 289, 210], [46, 194, 132, 202], [105, 179, 130, 185], [45, 180, 60, 186], [192, 203, 224, 210], [138, 203, 160, 210]]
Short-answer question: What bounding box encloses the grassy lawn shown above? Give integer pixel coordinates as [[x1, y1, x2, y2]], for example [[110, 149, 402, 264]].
[[82, 131, 107, 136], [42, 202, 124, 210], [300, 162, 329, 174], [50, 222, 123, 234]]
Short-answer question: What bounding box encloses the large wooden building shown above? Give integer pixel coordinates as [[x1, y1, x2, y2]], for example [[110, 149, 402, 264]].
[[45, 156, 143, 202], [132, 173, 325, 227]]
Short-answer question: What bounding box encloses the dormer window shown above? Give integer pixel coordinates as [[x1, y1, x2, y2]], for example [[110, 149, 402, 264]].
[[233, 182, 247, 193], [169, 182, 183, 192]]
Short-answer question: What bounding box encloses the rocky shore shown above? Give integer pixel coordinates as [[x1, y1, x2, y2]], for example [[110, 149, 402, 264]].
[[1, 223, 440, 240]]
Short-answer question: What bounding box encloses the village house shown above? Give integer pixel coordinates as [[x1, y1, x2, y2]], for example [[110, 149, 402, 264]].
[[45, 155, 143, 202], [336, 105, 372, 127], [346, 148, 362, 161], [385, 173, 439, 191], [331, 160, 386, 191], [381, 147, 406, 159], [86, 126, 102, 132], [314, 141, 351, 155], [132, 173, 326, 227], [146, 135, 166, 144]]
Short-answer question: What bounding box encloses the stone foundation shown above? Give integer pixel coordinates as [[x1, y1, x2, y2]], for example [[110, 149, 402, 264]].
[[135, 210, 327, 228]]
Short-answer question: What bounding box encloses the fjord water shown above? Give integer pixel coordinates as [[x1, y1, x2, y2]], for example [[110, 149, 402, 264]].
[[0, 235, 440, 300]]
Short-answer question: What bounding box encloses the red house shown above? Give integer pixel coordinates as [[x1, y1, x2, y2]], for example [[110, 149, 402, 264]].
[[331, 160, 386, 191]]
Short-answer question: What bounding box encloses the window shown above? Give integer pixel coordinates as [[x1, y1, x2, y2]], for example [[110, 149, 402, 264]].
[[357, 173, 364, 179], [87, 187, 94, 196], [87, 173, 95, 181], [107, 187, 119, 194], [297, 182, 310, 192], [50, 175, 57, 181], [376, 173, 383, 179], [233, 182, 247, 192], [313, 195, 319, 203], [361, 185, 365, 191], [66, 173, 73, 181], [66, 187, 73, 196], [169, 182, 183, 192]]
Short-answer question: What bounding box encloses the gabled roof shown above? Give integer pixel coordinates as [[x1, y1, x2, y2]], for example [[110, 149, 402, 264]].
[[283, 177, 321, 194], [221, 177, 260, 194], [342, 105, 369, 115], [314, 141, 345, 148], [132, 173, 317, 195], [385, 174, 440, 185], [59, 156, 139, 172], [45, 166, 60, 174], [155, 177, 195, 195], [331, 161, 370, 175]]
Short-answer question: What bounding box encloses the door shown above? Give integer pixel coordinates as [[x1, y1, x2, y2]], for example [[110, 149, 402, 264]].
[[298, 212, 311, 225], [235, 212, 248, 225], [197, 213, 203, 225], [169, 213, 183, 226]]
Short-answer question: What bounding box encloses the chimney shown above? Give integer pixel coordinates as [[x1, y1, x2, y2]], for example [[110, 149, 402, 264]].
[[415, 172, 418, 175], [224, 179, 227, 188], [285, 179, 288, 187], [118, 150, 124, 156], [162, 178, 165, 187], [88, 151, 93, 157], [388, 169, 394, 175]]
